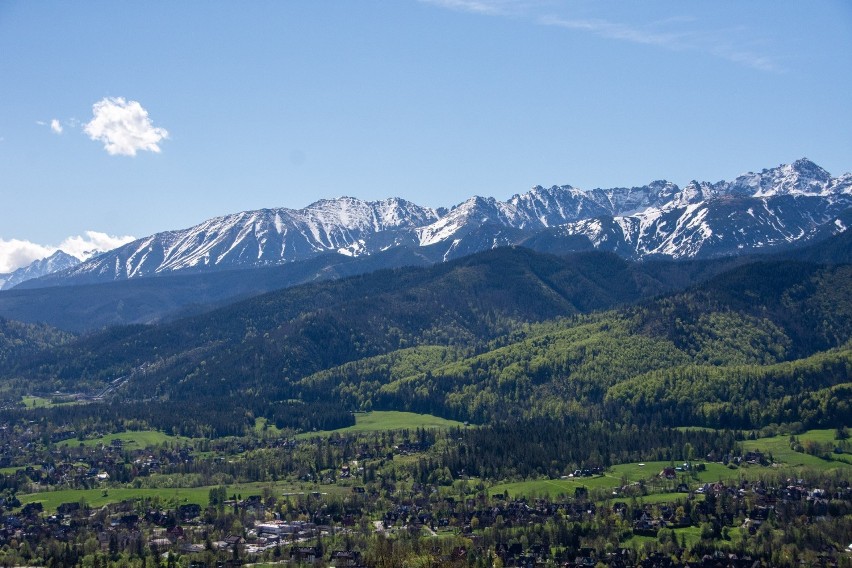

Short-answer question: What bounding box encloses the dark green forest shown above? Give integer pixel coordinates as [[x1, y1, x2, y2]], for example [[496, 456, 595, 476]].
[[0, 245, 850, 438]]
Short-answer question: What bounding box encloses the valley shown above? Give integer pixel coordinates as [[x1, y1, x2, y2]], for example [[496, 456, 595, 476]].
[[0, 230, 850, 566]]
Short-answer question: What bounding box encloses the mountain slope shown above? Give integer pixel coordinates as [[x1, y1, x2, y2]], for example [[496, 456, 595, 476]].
[[2, 244, 849, 437], [0, 317, 73, 367], [1, 225, 848, 334], [0, 248, 703, 397], [298, 261, 852, 425], [0, 247, 439, 332], [26, 197, 436, 286], [557, 194, 849, 259], [0, 251, 80, 290], [19, 159, 851, 288]]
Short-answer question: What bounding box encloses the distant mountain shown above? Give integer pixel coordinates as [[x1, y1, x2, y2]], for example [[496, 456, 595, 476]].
[[25, 197, 437, 287], [553, 160, 851, 259], [0, 247, 439, 332], [18, 158, 852, 289], [0, 251, 80, 290]]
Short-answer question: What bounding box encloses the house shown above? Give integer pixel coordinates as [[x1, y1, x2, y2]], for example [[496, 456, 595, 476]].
[[179, 543, 205, 554], [330, 550, 360, 566], [57, 502, 82, 516], [291, 546, 320, 564], [167, 525, 185, 541], [178, 504, 201, 520], [149, 538, 171, 552]]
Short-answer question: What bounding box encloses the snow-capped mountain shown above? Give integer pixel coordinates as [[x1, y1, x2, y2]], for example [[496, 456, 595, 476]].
[[1, 250, 81, 290], [30, 197, 437, 285], [20, 159, 851, 288], [552, 159, 852, 259], [727, 158, 841, 197]]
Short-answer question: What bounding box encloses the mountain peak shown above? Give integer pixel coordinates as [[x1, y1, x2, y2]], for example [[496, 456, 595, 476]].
[[18, 159, 850, 289], [1, 250, 81, 291], [729, 158, 834, 197], [789, 157, 831, 180], [791, 156, 821, 169]]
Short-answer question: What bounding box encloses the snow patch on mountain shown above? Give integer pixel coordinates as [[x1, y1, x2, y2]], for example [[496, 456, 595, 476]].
[[19, 159, 852, 288], [1, 250, 81, 290]]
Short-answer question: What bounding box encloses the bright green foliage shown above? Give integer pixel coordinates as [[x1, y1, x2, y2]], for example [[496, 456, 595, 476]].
[[297, 410, 467, 438], [606, 348, 852, 428]]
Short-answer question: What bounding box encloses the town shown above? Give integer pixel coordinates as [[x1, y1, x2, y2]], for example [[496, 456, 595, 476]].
[[0, 418, 850, 567]]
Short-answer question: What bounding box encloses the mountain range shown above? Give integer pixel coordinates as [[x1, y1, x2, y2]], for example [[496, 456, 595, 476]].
[[10, 158, 850, 291]]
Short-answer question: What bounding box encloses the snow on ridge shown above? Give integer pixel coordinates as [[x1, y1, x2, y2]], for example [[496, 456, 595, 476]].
[[0, 250, 81, 290], [42, 159, 851, 284]]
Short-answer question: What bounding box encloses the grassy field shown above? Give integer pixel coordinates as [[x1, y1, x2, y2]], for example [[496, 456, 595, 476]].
[[254, 417, 284, 437], [56, 430, 193, 449], [18, 486, 212, 512], [490, 461, 751, 499], [622, 525, 703, 549], [492, 427, 852, 501], [613, 492, 705, 505], [490, 477, 600, 499], [741, 428, 852, 471], [21, 395, 79, 409], [19, 426, 850, 514], [18, 480, 353, 513], [296, 411, 467, 438]]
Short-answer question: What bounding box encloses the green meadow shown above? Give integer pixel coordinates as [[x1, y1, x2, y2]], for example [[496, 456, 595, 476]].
[[21, 395, 79, 409], [741, 428, 852, 471], [490, 427, 852, 500], [622, 525, 703, 549], [17, 426, 851, 514], [18, 480, 353, 514], [490, 461, 746, 499], [56, 430, 193, 449], [296, 411, 467, 438]]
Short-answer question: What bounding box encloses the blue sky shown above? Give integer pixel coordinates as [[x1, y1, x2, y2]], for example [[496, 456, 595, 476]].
[[1, 0, 851, 271]]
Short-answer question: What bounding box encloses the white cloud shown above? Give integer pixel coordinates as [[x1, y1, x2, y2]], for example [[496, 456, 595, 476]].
[[0, 231, 135, 273], [0, 239, 54, 273], [421, 1, 780, 72], [37, 119, 67, 134], [418, 0, 521, 16], [58, 231, 135, 260], [539, 15, 688, 47], [539, 15, 780, 72], [84, 97, 169, 156]]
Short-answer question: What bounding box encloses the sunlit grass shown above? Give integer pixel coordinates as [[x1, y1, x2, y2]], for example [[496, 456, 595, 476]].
[[296, 411, 467, 439]]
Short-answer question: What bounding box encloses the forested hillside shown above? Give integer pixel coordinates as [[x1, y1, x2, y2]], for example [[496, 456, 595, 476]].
[[4, 248, 665, 387], [0, 317, 72, 367], [0, 243, 849, 439]]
